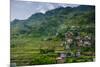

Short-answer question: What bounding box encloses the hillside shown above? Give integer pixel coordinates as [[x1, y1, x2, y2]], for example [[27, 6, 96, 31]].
[[11, 5, 95, 37], [10, 5, 95, 66]]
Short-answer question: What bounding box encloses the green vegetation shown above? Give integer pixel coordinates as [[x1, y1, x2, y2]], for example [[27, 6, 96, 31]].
[[11, 5, 95, 66]]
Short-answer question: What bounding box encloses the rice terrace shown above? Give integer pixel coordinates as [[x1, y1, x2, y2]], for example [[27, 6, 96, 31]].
[[10, 1, 95, 66]]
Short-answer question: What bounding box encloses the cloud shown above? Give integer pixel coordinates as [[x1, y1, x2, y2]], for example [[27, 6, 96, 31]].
[[11, 0, 79, 21]]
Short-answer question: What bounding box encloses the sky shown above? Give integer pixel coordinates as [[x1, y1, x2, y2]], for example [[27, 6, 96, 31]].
[[11, 0, 79, 21]]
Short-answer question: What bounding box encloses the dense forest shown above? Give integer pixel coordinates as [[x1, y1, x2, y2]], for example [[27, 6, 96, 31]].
[[11, 5, 95, 66]]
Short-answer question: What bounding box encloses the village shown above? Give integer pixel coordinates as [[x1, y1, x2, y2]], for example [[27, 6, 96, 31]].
[[38, 31, 95, 63], [10, 3, 95, 65]]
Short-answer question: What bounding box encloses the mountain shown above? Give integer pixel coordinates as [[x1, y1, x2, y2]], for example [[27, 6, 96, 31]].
[[11, 5, 95, 38]]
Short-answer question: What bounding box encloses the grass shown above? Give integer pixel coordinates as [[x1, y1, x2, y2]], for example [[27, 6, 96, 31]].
[[11, 36, 95, 66], [11, 37, 61, 65]]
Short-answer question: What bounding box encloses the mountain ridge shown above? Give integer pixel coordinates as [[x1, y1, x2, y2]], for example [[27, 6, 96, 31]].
[[11, 5, 95, 37]]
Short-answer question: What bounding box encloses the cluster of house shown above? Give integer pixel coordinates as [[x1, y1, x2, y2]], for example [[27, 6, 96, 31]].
[[56, 31, 92, 63], [65, 31, 92, 47]]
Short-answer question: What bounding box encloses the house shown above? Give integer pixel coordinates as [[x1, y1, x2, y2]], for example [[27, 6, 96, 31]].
[[76, 36, 83, 47], [56, 57, 65, 63], [56, 52, 66, 63], [83, 36, 91, 47], [76, 51, 81, 57]]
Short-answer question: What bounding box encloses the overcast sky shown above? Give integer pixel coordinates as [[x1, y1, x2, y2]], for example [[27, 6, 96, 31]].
[[11, 0, 79, 21]]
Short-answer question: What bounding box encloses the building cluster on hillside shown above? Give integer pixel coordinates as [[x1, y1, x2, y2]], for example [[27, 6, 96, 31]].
[[56, 31, 92, 63]]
